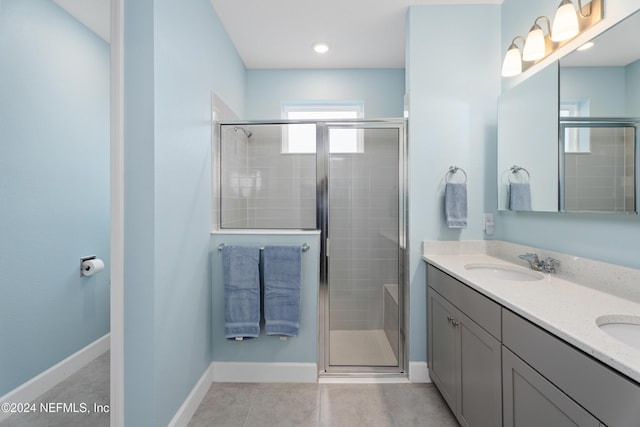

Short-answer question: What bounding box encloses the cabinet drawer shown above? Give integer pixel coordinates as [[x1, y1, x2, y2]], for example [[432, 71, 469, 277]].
[[427, 264, 501, 339], [503, 308, 640, 427]]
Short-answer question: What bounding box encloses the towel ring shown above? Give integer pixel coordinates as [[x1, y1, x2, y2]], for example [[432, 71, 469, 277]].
[[508, 165, 530, 183], [446, 166, 467, 184]]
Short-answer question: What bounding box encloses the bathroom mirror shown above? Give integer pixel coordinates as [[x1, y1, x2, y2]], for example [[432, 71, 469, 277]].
[[559, 9, 640, 213], [497, 62, 560, 212]]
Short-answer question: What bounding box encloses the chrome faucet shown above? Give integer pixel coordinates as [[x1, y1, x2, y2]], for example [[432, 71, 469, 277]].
[[518, 253, 560, 274], [543, 257, 560, 274], [519, 253, 543, 271]]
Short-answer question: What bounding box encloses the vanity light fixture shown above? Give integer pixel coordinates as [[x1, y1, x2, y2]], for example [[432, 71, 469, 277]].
[[523, 16, 552, 61], [501, 36, 525, 77], [312, 42, 330, 54], [502, 0, 603, 77]]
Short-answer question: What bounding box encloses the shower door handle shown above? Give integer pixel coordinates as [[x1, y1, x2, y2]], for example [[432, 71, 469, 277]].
[[326, 238, 330, 257]]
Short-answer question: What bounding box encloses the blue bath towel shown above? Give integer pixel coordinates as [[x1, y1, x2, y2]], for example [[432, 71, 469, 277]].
[[445, 183, 467, 228], [509, 182, 532, 211], [222, 246, 261, 339], [263, 245, 302, 337]]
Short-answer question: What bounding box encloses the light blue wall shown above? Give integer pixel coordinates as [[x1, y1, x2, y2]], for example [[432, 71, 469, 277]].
[[500, 0, 640, 270], [211, 233, 319, 363], [560, 66, 627, 116], [123, 0, 246, 425], [627, 60, 640, 116], [246, 69, 405, 119], [123, 0, 156, 423], [0, 0, 110, 396], [406, 5, 502, 362]]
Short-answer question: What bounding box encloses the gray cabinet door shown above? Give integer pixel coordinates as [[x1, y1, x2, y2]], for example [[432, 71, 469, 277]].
[[503, 346, 601, 427], [428, 288, 502, 427], [457, 308, 502, 427], [428, 288, 458, 411]]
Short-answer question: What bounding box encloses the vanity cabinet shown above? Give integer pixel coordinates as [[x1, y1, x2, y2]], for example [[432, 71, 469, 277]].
[[427, 265, 502, 427], [426, 262, 640, 427], [503, 309, 640, 427], [502, 346, 600, 427]]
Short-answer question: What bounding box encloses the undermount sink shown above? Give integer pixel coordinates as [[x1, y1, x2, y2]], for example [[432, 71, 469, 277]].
[[596, 315, 640, 351], [464, 263, 544, 281]]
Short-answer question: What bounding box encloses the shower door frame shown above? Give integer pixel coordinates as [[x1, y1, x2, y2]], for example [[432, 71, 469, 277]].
[[317, 119, 408, 376], [215, 118, 408, 376]]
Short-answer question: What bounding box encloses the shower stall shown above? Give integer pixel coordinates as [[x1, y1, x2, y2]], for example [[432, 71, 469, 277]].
[[217, 120, 407, 375]]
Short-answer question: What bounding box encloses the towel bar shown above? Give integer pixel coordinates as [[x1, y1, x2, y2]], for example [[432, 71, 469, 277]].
[[218, 243, 310, 252]]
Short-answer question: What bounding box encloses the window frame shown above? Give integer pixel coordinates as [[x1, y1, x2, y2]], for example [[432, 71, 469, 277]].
[[560, 98, 591, 153], [281, 101, 365, 154]]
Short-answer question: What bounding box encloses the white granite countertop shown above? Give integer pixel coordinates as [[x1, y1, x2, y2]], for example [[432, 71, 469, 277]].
[[423, 251, 640, 384]]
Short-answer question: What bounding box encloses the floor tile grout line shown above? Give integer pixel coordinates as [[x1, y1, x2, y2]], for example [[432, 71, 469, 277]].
[[242, 399, 255, 427]]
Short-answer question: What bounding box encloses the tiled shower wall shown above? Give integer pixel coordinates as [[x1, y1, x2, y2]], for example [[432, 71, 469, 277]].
[[329, 129, 400, 331], [246, 126, 316, 229], [564, 126, 635, 212], [219, 126, 250, 228], [220, 124, 316, 229]]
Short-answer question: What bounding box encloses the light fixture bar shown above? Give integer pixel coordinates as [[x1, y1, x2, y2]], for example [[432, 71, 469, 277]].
[[503, 0, 604, 77]]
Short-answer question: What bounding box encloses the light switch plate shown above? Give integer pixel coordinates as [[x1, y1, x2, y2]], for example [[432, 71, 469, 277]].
[[483, 213, 495, 235]]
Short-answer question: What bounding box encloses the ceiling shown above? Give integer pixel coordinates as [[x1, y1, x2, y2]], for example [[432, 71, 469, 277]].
[[51, 1, 639, 70], [52, 0, 504, 68], [209, 0, 502, 69], [53, 0, 110, 42], [561, 9, 640, 67]]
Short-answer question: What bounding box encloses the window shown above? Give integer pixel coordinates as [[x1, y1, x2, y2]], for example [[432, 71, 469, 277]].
[[282, 102, 364, 153], [560, 98, 590, 153]]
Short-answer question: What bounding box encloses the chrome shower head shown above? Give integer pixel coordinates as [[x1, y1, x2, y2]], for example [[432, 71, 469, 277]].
[[234, 127, 253, 138]]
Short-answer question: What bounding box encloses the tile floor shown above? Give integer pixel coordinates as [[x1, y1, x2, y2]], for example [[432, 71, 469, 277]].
[[1, 352, 460, 427], [188, 382, 459, 427], [0, 352, 110, 427]]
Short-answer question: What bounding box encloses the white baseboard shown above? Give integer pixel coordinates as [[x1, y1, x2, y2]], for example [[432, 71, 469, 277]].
[[167, 363, 214, 427], [211, 362, 317, 383], [0, 333, 110, 422], [408, 361, 431, 383]]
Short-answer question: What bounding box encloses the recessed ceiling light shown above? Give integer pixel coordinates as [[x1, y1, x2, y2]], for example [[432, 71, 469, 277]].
[[577, 41, 594, 51], [312, 42, 330, 54]]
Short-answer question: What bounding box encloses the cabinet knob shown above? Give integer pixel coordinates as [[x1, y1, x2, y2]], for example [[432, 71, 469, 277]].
[[452, 320, 460, 327]]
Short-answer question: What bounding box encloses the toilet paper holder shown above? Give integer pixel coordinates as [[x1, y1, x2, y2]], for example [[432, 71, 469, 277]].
[[80, 255, 97, 277]]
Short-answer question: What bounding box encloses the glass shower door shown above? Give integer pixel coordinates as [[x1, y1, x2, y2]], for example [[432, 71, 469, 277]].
[[323, 123, 405, 371]]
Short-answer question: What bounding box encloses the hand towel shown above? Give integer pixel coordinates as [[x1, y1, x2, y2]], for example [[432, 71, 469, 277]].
[[445, 182, 467, 228], [222, 245, 261, 339], [263, 245, 302, 337], [509, 182, 532, 211]]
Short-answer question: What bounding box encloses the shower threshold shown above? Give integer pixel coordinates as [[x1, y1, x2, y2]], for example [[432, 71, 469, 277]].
[[322, 329, 405, 380], [318, 374, 410, 384]]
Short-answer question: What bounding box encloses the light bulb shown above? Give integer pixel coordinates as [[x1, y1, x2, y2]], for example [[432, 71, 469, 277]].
[[502, 44, 523, 77], [551, 0, 579, 42], [312, 42, 330, 54], [523, 25, 546, 61]]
